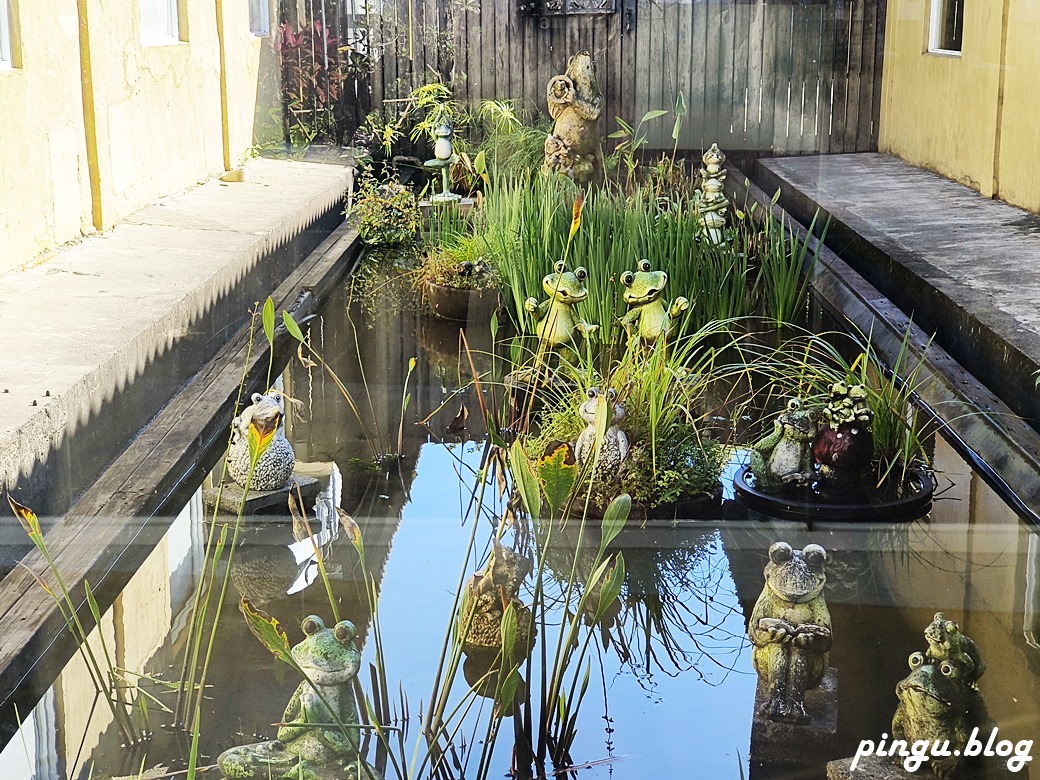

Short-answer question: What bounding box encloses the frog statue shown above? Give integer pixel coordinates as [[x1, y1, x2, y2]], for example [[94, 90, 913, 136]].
[[460, 539, 535, 662], [749, 399, 819, 489], [749, 542, 832, 724], [525, 261, 598, 347], [543, 51, 604, 184], [812, 382, 875, 483], [892, 651, 982, 778], [218, 616, 383, 780], [925, 611, 986, 689], [227, 391, 297, 491], [619, 259, 691, 345], [574, 387, 630, 476]]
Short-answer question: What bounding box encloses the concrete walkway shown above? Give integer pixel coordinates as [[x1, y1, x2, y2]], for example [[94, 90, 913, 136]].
[[756, 153, 1040, 433], [0, 158, 351, 516]]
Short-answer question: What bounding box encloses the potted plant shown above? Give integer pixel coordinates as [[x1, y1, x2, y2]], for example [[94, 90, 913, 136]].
[[417, 234, 501, 322], [351, 179, 421, 246]]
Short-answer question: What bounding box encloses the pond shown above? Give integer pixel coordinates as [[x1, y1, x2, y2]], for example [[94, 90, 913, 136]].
[[1, 269, 1038, 780]]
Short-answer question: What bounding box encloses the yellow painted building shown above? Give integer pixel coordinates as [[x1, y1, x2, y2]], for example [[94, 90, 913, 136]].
[[880, 0, 1040, 214], [0, 0, 274, 275]]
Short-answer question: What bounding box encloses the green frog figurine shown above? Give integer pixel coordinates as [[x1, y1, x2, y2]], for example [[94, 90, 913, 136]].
[[749, 542, 832, 724], [619, 259, 690, 344], [525, 261, 598, 347], [749, 399, 819, 488], [218, 616, 382, 780]]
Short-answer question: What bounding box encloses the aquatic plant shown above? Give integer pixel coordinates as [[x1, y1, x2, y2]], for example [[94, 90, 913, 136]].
[[352, 178, 422, 247]]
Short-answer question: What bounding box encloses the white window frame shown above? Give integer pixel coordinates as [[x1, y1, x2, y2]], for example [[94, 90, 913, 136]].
[[249, 0, 271, 36], [141, 0, 181, 46], [0, 0, 14, 70], [928, 0, 964, 56]]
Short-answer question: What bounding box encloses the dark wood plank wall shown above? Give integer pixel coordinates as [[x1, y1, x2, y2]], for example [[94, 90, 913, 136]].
[[352, 0, 886, 155]]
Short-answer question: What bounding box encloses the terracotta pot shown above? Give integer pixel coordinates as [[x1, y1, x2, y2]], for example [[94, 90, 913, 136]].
[[423, 280, 499, 322]]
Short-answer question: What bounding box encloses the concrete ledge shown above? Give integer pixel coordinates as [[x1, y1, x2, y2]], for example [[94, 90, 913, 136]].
[[0, 158, 350, 518]]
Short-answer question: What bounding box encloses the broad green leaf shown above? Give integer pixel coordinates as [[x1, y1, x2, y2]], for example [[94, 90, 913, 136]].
[[282, 310, 305, 342], [499, 666, 520, 711], [595, 554, 625, 620], [240, 598, 293, 665], [537, 443, 577, 515], [599, 493, 631, 551], [640, 109, 668, 123], [262, 297, 275, 348], [674, 90, 688, 118], [614, 117, 634, 134], [509, 440, 542, 518], [606, 130, 629, 140], [474, 149, 487, 175]]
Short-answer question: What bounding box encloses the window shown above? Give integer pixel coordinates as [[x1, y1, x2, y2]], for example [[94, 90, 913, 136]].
[[140, 0, 180, 45], [929, 0, 964, 54], [249, 0, 270, 36], [0, 0, 13, 70]]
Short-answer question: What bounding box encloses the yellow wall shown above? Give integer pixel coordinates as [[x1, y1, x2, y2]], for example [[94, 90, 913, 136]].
[[0, 0, 93, 273], [995, 1, 1040, 214], [0, 0, 273, 275], [880, 0, 1040, 212]]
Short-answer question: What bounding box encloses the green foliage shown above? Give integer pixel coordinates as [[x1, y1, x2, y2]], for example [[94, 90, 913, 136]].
[[351, 180, 421, 246], [418, 238, 501, 292]]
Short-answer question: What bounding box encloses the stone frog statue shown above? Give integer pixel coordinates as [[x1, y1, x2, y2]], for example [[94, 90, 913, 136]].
[[749, 399, 819, 489], [924, 611, 986, 689], [574, 387, 630, 476], [218, 615, 383, 780], [619, 259, 690, 345], [525, 261, 598, 347], [892, 651, 981, 779], [544, 51, 604, 184], [749, 542, 832, 724], [228, 390, 296, 491]]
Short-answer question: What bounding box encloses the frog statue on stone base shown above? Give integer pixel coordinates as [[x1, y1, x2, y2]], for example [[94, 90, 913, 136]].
[[749, 542, 832, 724], [227, 390, 297, 491], [525, 261, 598, 348], [574, 387, 630, 477], [619, 259, 690, 345], [217, 616, 382, 780]]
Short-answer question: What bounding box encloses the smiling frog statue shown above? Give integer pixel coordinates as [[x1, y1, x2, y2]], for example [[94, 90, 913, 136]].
[[620, 259, 690, 345], [525, 260, 599, 347]]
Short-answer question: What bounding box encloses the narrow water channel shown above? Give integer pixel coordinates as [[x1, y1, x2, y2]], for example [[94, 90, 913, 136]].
[[2, 274, 1038, 780]]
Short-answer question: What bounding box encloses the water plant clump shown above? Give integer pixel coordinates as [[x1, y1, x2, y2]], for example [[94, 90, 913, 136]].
[[351, 178, 422, 246]]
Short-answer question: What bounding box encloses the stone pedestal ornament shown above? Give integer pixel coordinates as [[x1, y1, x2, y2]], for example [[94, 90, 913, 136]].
[[217, 615, 383, 780], [694, 143, 729, 244], [543, 51, 604, 184], [749, 541, 832, 724]]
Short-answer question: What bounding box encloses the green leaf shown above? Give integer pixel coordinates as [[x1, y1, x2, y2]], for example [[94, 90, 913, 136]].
[[614, 117, 634, 134], [537, 443, 577, 515], [499, 666, 520, 711], [473, 149, 487, 175], [500, 602, 517, 664], [509, 440, 542, 518], [282, 310, 305, 342], [595, 554, 625, 620], [240, 598, 294, 665], [674, 90, 688, 118], [485, 412, 508, 449], [7, 494, 42, 541], [599, 493, 631, 551], [262, 297, 275, 348], [247, 408, 280, 464], [640, 109, 668, 123]]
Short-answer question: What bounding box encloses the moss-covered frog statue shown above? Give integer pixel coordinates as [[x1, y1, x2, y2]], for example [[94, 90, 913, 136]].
[[574, 387, 630, 476], [217, 615, 382, 780], [925, 611, 986, 688], [543, 50, 604, 184], [228, 390, 296, 491], [749, 542, 831, 724], [525, 261, 598, 347], [749, 398, 819, 488], [892, 652, 978, 778], [619, 259, 690, 345]]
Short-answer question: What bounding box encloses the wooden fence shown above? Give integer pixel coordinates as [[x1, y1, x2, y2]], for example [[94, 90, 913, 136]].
[[346, 0, 886, 156]]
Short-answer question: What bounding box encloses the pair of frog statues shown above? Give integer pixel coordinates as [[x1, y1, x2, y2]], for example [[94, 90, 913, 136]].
[[753, 541, 987, 778], [750, 381, 876, 489], [527, 258, 689, 348]]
